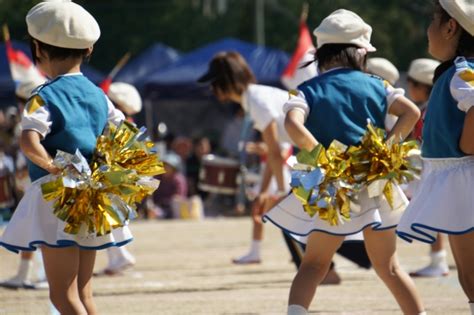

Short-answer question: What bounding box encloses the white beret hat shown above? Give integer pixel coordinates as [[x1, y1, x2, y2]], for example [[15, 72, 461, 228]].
[[15, 74, 47, 99], [407, 58, 441, 86], [440, 0, 474, 36], [313, 9, 376, 52], [26, 1, 100, 49], [108, 82, 142, 116], [366, 58, 400, 85]]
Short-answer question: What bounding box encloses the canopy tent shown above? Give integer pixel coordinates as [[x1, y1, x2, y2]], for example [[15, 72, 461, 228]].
[[0, 40, 104, 106], [113, 43, 180, 89], [143, 38, 290, 99]]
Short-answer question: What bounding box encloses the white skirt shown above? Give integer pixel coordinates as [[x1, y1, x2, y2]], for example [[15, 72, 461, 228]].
[[263, 185, 407, 244], [0, 175, 133, 253], [397, 156, 474, 243]]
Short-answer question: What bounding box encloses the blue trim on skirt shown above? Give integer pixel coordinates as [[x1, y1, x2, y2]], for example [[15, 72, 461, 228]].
[[0, 238, 133, 254]]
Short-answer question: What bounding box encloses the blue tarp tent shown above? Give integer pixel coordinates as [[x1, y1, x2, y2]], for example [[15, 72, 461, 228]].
[[143, 38, 290, 99], [0, 41, 104, 106], [114, 43, 180, 89]]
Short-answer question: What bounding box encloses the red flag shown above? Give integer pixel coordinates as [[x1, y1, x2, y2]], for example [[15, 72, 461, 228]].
[[99, 76, 113, 93], [281, 19, 317, 90]]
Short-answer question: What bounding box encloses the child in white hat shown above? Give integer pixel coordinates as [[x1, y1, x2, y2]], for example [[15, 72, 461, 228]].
[[0, 1, 131, 313], [262, 9, 425, 315], [396, 1, 474, 313], [107, 82, 143, 118]]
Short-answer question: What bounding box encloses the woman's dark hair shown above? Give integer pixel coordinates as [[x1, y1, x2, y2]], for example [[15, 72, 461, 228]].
[[310, 44, 367, 72], [30, 38, 90, 63], [433, 1, 474, 82], [208, 51, 256, 96]]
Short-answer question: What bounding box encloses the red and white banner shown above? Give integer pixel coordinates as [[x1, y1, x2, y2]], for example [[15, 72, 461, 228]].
[[281, 20, 317, 90]]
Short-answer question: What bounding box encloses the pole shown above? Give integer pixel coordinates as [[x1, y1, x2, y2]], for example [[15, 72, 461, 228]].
[[255, 0, 265, 46]]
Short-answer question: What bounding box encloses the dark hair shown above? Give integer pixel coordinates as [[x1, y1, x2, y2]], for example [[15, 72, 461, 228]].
[[311, 44, 367, 72], [433, 1, 474, 82], [209, 51, 256, 96], [407, 76, 433, 94], [30, 38, 90, 63]]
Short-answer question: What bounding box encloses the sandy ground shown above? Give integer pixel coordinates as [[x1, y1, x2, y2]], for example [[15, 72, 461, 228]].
[[0, 218, 469, 315]]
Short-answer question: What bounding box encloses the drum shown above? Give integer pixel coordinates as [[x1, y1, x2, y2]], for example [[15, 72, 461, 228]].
[[198, 155, 241, 194]]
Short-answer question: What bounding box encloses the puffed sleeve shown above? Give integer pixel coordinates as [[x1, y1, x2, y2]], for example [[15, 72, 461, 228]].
[[283, 90, 310, 119], [450, 57, 474, 113], [106, 95, 125, 125], [384, 80, 405, 110], [20, 95, 52, 138]]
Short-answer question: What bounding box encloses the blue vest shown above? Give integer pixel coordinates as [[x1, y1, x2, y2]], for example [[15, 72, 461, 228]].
[[28, 74, 108, 181], [422, 58, 474, 158], [299, 69, 387, 148]]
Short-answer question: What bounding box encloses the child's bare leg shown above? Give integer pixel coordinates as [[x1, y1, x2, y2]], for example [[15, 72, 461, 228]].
[[449, 231, 474, 302], [41, 246, 86, 315], [363, 228, 424, 314], [78, 249, 98, 315], [288, 232, 344, 309]]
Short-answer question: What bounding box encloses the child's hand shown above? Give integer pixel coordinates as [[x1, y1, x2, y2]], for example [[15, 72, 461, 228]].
[[45, 160, 61, 175]]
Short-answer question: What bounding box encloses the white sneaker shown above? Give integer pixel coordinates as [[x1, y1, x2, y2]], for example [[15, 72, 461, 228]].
[[232, 253, 261, 265], [31, 279, 49, 290], [410, 264, 449, 277], [103, 254, 136, 275]]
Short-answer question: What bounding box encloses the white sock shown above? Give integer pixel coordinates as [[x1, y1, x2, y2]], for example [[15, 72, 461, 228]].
[[469, 302, 474, 315], [430, 250, 447, 267], [418, 312, 426, 315], [287, 304, 307, 315], [16, 258, 33, 282], [106, 247, 120, 264], [117, 246, 132, 258], [249, 240, 261, 257], [34, 251, 46, 281]]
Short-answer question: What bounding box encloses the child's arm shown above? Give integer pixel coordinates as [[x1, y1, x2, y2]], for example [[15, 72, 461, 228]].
[[20, 130, 60, 174], [450, 58, 474, 155], [285, 109, 318, 151], [460, 107, 474, 155], [386, 95, 420, 141]]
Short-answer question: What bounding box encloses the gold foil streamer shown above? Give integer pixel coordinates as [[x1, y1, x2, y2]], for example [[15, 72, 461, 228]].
[[292, 122, 421, 225], [41, 121, 165, 236]]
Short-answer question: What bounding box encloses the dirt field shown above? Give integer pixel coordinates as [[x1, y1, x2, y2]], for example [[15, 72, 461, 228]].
[[0, 218, 469, 314]]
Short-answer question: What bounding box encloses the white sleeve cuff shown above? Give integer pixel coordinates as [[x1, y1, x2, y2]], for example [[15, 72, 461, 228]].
[[283, 90, 309, 119], [106, 96, 126, 125], [450, 69, 474, 113], [385, 83, 405, 111], [20, 106, 52, 138]]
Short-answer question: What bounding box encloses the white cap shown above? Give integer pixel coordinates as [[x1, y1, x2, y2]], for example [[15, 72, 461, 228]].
[[15, 75, 47, 100], [313, 9, 376, 52], [407, 58, 441, 86], [440, 0, 474, 36], [26, 1, 100, 49], [108, 82, 142, 115], [366, 58, 400, 85]]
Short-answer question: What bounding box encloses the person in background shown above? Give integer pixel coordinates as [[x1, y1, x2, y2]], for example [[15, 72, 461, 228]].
[[186, 136, 211, 198], [0, 75, 48, 290], [404, 58, 450, 279], [366, 57, 401, 131], [149, 152, 188, 219], [98, 81, 143, 276]]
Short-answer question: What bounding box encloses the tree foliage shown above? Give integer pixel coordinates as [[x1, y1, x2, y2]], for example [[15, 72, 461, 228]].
[[1, 0, 434, 72]]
